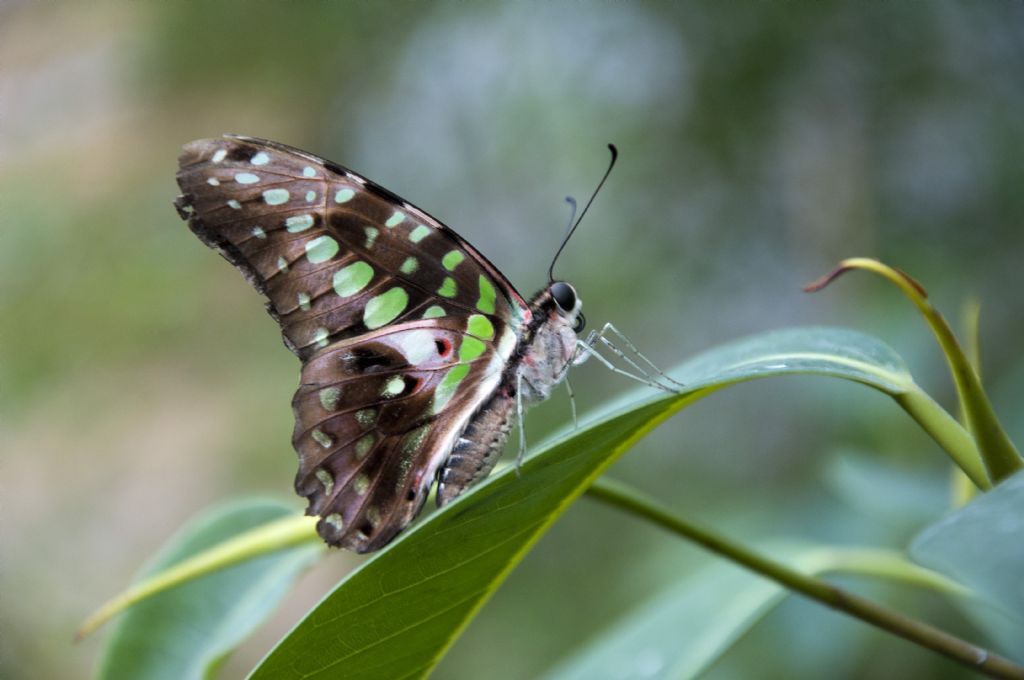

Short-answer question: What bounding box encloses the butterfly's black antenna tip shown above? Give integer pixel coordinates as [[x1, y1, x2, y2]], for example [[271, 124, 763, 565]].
[[548, 145, 619, 281]]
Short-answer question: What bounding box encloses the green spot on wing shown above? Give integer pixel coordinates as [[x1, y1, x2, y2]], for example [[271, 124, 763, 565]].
[[355, 435, 375, 460], [286, 215, 314, 233], [353, 474, 370, 495], [459, 337, 486, 362], [397, 425, 431, 489], [334, 188, 355, 204], [382, 375, 405, 397], [422, 305, 445, 319], [355, 408, 377, 429], [364, 227, 379, 249], [437, 277, 457, 298], [315, 469, 334, 496], [263, 188, 289, 205], [477, 276, 496, 314], [364, 287, 409, 329], [319, 387, 341, 411], [305, 236, 339, 263], [311, 429, 332, 449], [385, 211, 405, 228], [409, 225, 431, 243], [432, 363, 471, 413], [400, 257, 419, 275], [467, 314, 495, 340], [401, 425, 429, 456], [333, 261, 374, 297], [442, 250, 465, 271]]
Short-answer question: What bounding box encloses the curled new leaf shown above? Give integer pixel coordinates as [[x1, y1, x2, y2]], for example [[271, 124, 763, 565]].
[[806, 257, 1021, 484]]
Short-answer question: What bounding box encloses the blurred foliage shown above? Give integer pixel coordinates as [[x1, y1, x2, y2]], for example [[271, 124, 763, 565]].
[[3, 1, 1023, 678], [96, 500, 321, 680]]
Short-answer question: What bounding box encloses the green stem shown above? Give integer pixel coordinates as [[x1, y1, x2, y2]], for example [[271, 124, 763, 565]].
[[806, 258, 1022, 483], [953, 299, 985, 505], [809, 547, 969, 596], [895, 387, 991, 490], [587, 477, 1024, 680], [76, 514, 320, 640], [924, 304, 1022, 483]]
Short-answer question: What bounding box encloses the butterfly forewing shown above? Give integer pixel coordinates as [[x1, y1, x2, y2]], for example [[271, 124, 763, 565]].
[[175, 136, 530, 551], [176, 137, 528, 356]]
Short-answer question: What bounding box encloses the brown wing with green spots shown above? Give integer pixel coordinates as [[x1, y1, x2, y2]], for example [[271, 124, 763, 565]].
[[291, 318, 512, 552], [175, 135, 530, 551], [175, 135, 530, 361]]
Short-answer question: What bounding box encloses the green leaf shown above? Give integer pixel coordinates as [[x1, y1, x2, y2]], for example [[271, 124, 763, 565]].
[[669, 326, 913, 393], [541, 544, 965, 680], [911, 469, 1024, 625], [250, 327, 921, 679], [545, 557, 789, 680], [97, 498, 321, 680], [823, 449, 949, 527]]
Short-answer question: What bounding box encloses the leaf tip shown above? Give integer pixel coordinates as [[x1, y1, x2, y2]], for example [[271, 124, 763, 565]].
[[804, 259, 930, 300], [73, 622, 92, 643], [803, 264, 850, 293]]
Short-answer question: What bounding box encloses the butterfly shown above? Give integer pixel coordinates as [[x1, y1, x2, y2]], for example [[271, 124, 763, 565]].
[[174, 135, 604, 552]]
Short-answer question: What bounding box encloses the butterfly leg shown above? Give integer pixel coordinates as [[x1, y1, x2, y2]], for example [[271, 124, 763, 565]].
[[564, 374, 579, 430], [574, 324, 682, 393], [594, 323, 686, 391], [574, 337, 673, 392], [515, 371, 527, 476]]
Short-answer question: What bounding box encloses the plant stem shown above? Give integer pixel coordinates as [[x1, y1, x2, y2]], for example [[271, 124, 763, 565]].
[[895, 387, 991, 490], [953, 299, 985, 506], [587, 477, 1024, 680]]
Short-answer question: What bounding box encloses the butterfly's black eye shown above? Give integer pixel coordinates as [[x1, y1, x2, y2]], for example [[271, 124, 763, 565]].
[[550, 281, 577, 313], [573, 312, 586, 334]]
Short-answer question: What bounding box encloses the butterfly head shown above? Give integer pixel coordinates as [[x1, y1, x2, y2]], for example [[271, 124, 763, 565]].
[[548, 281, 586, 334]]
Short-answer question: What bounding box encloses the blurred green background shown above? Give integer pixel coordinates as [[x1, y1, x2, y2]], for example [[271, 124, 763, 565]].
[[3, 2, 1023, 678]]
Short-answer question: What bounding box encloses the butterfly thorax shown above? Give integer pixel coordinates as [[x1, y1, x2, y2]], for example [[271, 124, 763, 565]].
[[435, 282, 583, 505], [512, 283, 583, 403]]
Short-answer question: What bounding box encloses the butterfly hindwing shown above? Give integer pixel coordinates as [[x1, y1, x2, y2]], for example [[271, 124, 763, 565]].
[[291, 319, 513, 551], [175, 135, 530, 550]]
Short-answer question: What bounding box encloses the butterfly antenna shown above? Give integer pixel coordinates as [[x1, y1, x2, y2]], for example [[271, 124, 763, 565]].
[[560, 195, 578, 240], [547, 143, 618, 281]]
